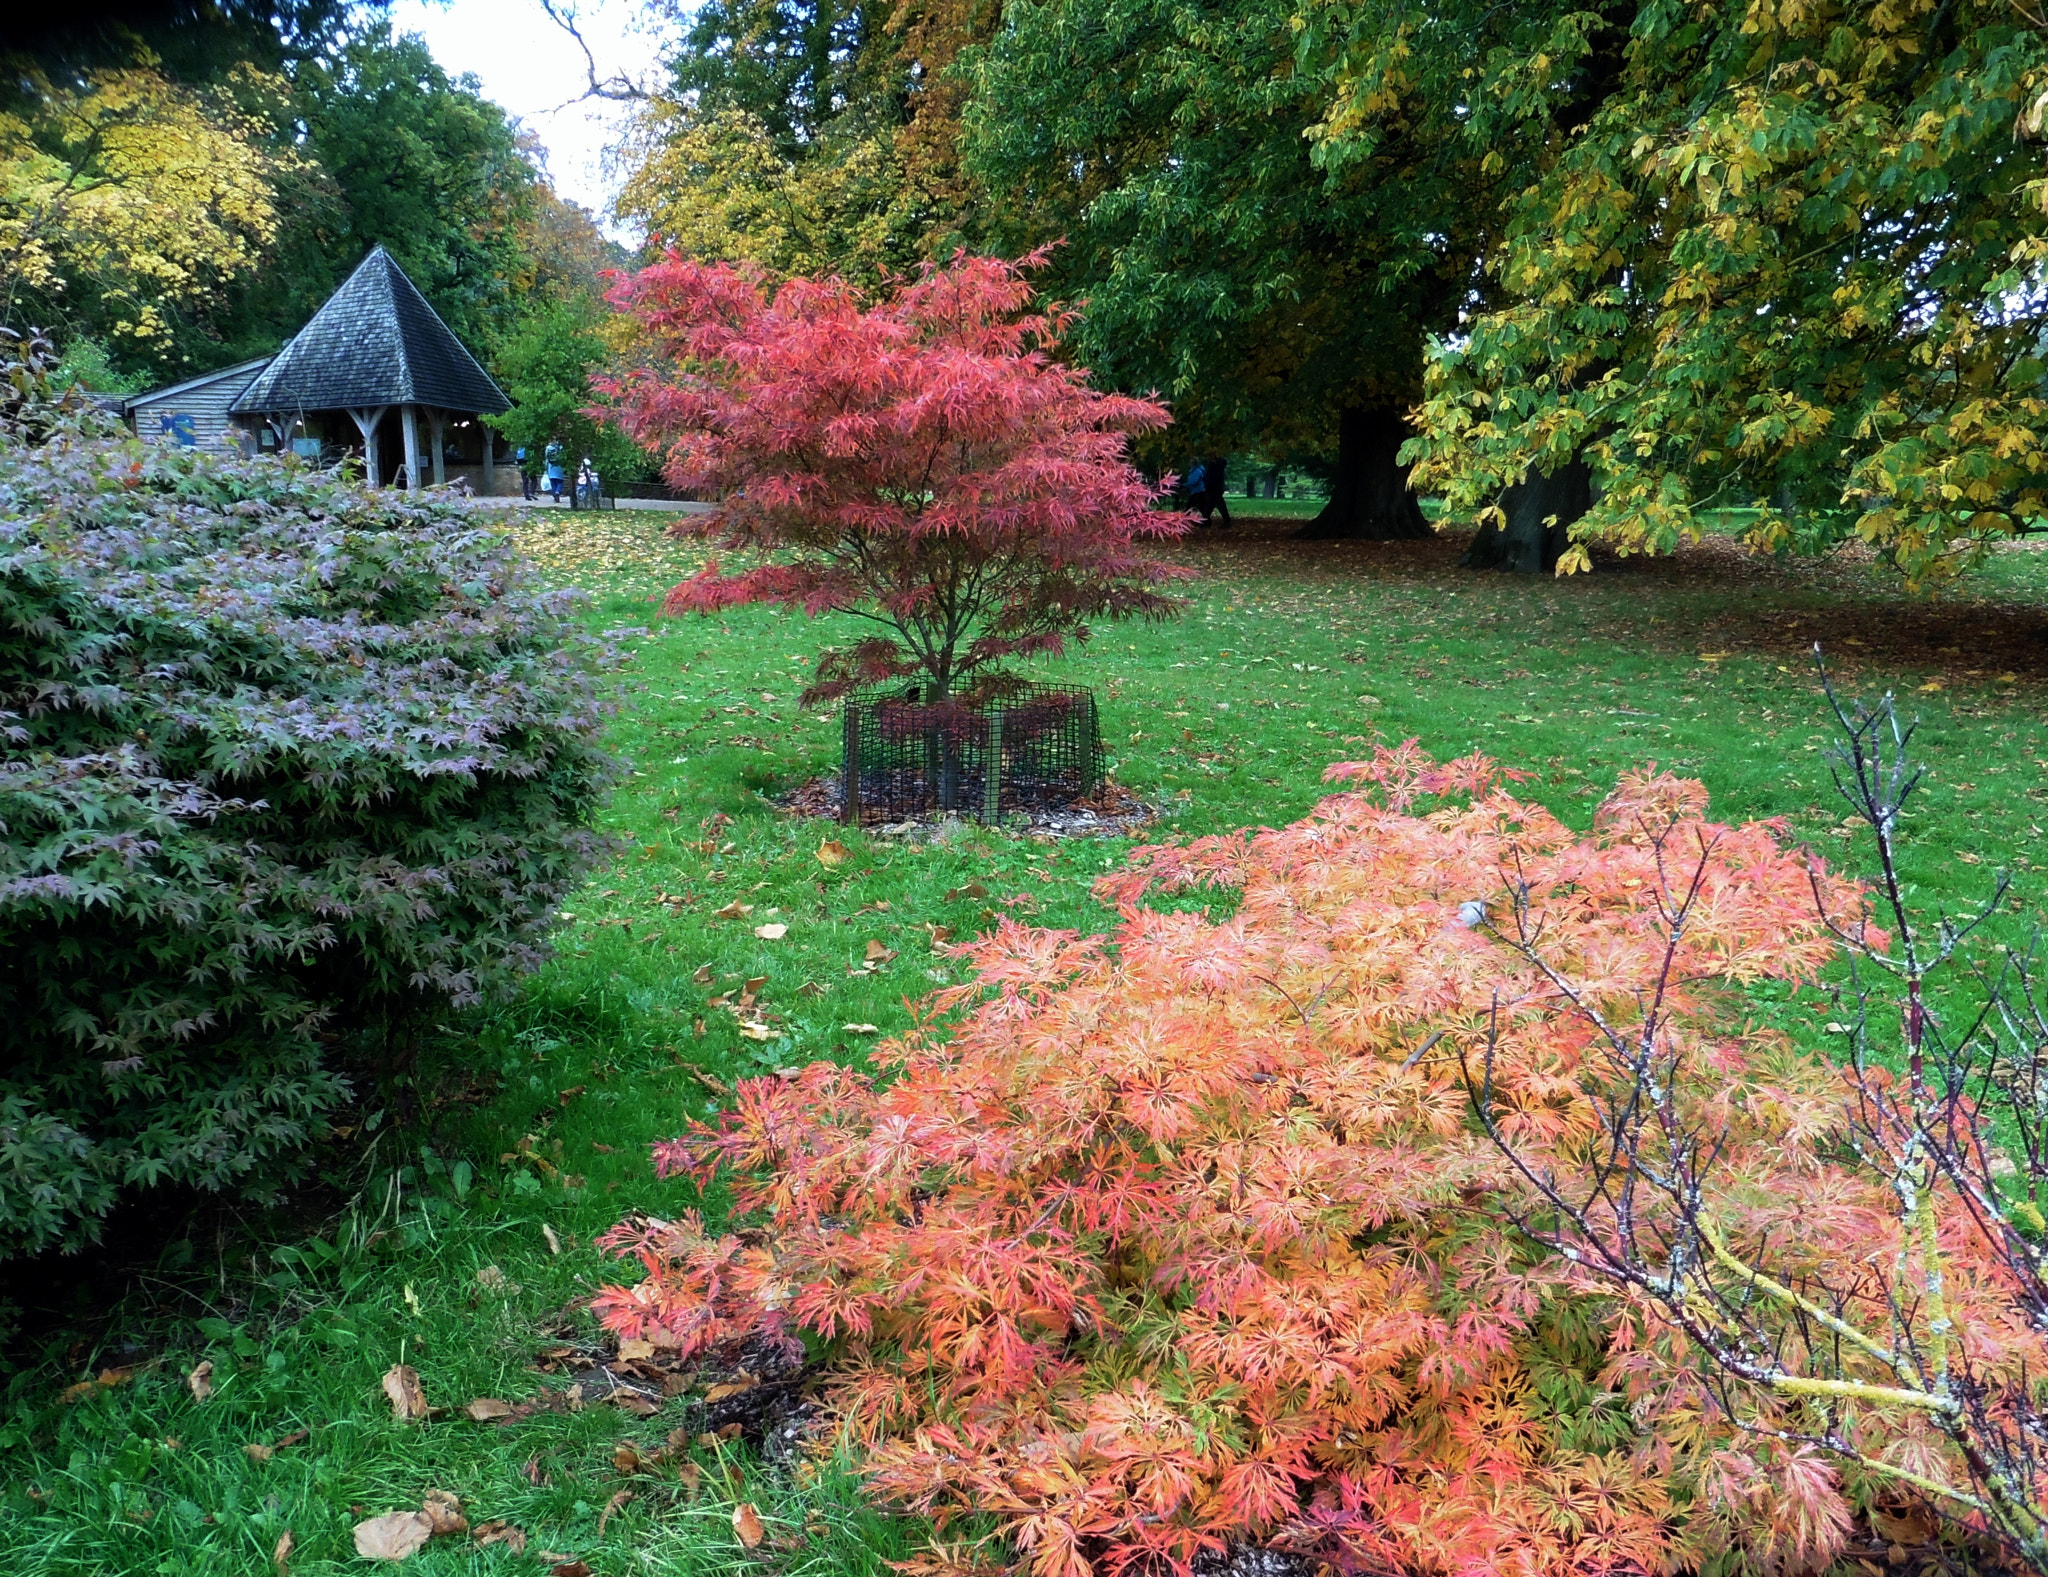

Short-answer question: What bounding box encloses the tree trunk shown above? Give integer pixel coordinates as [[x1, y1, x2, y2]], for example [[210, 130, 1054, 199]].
[[1460, 459, 1592, 574], [1297, 404, 1429, 541]]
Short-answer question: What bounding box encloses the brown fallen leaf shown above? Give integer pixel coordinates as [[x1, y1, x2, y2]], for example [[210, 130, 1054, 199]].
[[816, 839, 848, 867], [703, 1375, 758, 1404], [353, 1510, 433, 1561], [97, 1366, 135, 1388], [612, 1442, 646, 1474], [864, 939, 895, 963], [541, 1223, 563, 1255], [475, 1265, 512, 1293], [472, 1520, 528, 1554], [550, 1561, 595, 1577], [186, 1360, 214, 1403], [753, 922, 788, 940], [732, 1502, 766, 1549], [692, 963, 715, 985], [598, 1489, 633, 1536], [243, 1441, 275, 1464], [464, 1398, 514, 1421], [591, 1142, 615, 1154], [943, 882, 988, 903], [57, 1380, 98, 1404], [421, 1490, 466, 1537], [713, 900, 753, 920], [381, 1364, 429, 1421], [926, 925, 953, 946], [272, 1530, 293, 1573], [611, 1391, 660, 1416], [275, 1429, 309, 1450], [616, 1338, 655, 1362], [676, 1460, 703, 1493]]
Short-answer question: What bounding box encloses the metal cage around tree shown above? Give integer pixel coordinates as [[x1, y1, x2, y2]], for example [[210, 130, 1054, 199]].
[[841, 683, 1103, 825]]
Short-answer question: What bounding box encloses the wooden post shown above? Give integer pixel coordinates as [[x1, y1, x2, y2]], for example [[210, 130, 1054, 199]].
[[841, 704, 861, 827], [400, 405, 422, 490], [480, 420, 495, 495], [345, 405, 389, 486], [427, 408, 446, 485], [982, 708, 1003, 825]]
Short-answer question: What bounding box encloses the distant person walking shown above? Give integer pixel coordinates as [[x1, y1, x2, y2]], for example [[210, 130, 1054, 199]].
[[517, 446, 537, 500], [1186, 455, 1233, 529], [544, 443, 567, 505]]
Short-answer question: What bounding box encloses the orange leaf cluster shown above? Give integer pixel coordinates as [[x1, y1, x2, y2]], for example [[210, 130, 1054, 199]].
[[595, 744, 1948, 1575]]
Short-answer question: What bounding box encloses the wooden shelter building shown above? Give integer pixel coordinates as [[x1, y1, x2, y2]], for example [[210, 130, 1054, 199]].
[[125, 247, 514, 493]]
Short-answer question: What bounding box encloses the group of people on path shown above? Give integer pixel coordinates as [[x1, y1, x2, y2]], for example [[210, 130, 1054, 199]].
[[517, 443, 595, 506]]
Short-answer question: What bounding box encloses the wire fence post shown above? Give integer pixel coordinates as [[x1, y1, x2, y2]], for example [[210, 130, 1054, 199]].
[[983, 709, 1003, 825], [841, 702, 861, 826]]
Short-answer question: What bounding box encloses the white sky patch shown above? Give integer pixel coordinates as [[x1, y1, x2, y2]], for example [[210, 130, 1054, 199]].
[[387, 0, 674, 241]]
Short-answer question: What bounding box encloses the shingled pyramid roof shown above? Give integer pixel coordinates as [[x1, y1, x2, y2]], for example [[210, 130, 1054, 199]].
[[233, 246, 509, 416]]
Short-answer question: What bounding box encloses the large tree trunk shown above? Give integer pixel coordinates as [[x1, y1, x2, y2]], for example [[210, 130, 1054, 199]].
[[1296, 404, 1430, 541], [1460, 459, 1592, 573]]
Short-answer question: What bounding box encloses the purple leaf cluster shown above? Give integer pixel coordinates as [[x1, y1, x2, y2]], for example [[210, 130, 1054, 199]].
[[0, 410, 621, 1256]]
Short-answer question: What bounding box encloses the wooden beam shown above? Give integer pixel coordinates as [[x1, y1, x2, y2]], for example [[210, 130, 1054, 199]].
[[345, 405, 389, 487], [480, 417, 495, 495], [400, 404, 422, 490], [427, 408, 446, 486]]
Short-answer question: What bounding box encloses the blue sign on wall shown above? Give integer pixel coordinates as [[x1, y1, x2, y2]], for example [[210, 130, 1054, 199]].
[[158, 412, 196, 446]]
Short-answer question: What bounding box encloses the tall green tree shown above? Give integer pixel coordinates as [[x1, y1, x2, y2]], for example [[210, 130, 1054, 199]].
[[1376, 0, 2048, 587], [613, 0, 993, 285], [959, 0, 1492, 539], [486, 295, 647, 493]]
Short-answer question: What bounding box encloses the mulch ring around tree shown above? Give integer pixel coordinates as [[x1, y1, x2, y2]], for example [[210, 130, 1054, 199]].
[[778, 775, 1159, 840]]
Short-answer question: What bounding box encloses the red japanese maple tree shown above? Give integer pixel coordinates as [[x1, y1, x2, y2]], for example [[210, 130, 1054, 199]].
[[600, 251, 1192, 704]]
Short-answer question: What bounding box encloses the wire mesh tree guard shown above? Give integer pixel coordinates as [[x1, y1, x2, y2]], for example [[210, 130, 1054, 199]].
[[840, 683, 1103, 825]]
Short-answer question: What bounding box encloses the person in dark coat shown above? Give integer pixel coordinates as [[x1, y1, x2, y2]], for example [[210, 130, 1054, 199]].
[[1187, 455, 1233, 528]]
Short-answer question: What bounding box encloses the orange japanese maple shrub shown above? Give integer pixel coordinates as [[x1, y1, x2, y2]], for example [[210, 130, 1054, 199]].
[[596, 746, 1910, 1575]]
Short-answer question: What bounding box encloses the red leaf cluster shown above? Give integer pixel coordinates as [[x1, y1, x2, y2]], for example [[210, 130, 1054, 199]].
[[598, 251, 1192, 701], [596, 745, 2023, 1574]]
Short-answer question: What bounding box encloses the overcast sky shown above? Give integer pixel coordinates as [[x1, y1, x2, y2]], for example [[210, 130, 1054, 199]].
[[387, 0, 677, 239]]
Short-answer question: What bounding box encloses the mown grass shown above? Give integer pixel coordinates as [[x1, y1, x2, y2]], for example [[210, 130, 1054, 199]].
[[7, 506, 2048, 1574]]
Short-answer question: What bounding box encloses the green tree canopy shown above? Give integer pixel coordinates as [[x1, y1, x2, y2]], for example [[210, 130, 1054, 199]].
[[958, 0, 1491, 538], [1375, 0, 2048, 587]]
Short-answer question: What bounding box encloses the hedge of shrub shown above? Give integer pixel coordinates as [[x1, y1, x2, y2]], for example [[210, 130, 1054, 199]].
[[0, 408, 619, 1257]]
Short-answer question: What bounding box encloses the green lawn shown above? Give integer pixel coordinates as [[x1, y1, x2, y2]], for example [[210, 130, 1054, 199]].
[[7, 509, 2048, 1574]]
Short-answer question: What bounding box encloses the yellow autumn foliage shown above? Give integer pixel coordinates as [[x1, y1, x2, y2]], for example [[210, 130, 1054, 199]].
[[0, 58, 302, 343]]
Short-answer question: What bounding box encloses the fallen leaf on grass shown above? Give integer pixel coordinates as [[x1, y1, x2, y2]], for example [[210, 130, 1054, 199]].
[[676, 1460, 703, 1493], [753, 922, 788, 940], [864, 939, 895, 963], [942, 882, 987, 903], [273, 1529, 293, 1573], [926, 924, 953, 945], [733, 1503, 766, 1549], [542, 1223, 563, 1255], [464, 1398, 514, 1421], [549, 1561, 595, 1577], [816, 839, 847, 867], [382, 1364, 430, 1420], [617, 1337, 655, 1361], [354, 1511, 432, 1561], [591, 1142, 615, 1154], [714, 901, 754, 920], [613, 1441, 647, 1473], [737, 1021, 778, 1041], [1918, 680, 1945, 693], [611, 1391, 660, 1416], [599, 1489, 634, 1535], [692, 963, 714, 985], [243, 1428, 308, 1464], [473, 1520, 528, 1554], [186, 1360, 213, 1403], [421, 1491, 466, 1537], [842, 1022, 880, 1035]]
